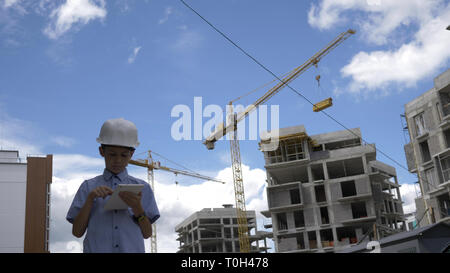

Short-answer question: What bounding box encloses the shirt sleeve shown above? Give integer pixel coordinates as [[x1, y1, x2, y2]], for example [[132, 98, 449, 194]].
[[142, 184, 160, 224], [66, 181, 89, 224]]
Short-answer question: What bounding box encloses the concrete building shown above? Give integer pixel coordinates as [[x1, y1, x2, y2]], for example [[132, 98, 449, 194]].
[[175, 205, 271, 253], [404, 212, 418, 231], [259, 125, 406, 252], [0, 150, 52, 253], [338, 220, 450, 253], [403, 68, 450, 227]]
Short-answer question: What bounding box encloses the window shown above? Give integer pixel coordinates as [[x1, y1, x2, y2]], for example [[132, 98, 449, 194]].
[[283, 138, 305, 162], [293, 210, 305, 228], [225, 242, 233, 252], [444, 128, 450, 148], [341, 180, 357, 197], [320, 207, 330, 225], [440, 155, 450, 183], [440, 90, 450, 117], [277, 213, 288, 230], [413, 113, 427, 137], [312, 145, 323, 152], [351, 202, 368, 219], [296, 233, 306, 250], [320, 229, 334, 247], [311, 164, 325, 181], [224, 228, 231, 238], [290, 189, 301, 204], [315, 185, 326, 203], [336, 227, 357, 244], [308, 231, 317, 249], [266, 149, 282, 164], [327, 157, 365, 179], [419, 141, 431, 163]]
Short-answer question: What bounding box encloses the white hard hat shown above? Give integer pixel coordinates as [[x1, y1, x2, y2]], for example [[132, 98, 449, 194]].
[[96, 118, 140, 148]]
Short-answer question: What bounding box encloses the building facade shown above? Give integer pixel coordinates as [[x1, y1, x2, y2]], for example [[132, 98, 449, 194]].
[[403, 68, 450, 227], [175, 205, 271, 253], [0, 150, 52, 253], [259, 125, 406, 252], [0, 151, 28, 252]]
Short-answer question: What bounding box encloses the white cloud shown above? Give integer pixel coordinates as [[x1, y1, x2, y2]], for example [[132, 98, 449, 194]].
[[308, 0, 450, 95], [158, 6, 172, 25], [3, 0, 20, 9], [128, 46, 142, 64], [399, 183, 419, 214], [51, 136, 77, 148], [43, 0, 107, 40], [48, 158, 269, 253], [0, 107, 42, 156]]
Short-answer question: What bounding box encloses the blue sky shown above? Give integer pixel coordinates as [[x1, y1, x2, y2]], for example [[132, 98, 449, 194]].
[[1, 0, 449, 252]]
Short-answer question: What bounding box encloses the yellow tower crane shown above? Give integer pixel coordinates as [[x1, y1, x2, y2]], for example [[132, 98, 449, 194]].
[[129, 150, 226, 253], [203, 29, 356, 253]]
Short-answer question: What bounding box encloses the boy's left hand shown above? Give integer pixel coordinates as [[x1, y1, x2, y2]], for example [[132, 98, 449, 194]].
[[119, 191, 144, 215]]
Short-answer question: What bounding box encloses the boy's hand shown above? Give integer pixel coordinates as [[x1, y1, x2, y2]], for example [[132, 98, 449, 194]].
[[88, 186, 114, 201], [119, 191, 144, 215]]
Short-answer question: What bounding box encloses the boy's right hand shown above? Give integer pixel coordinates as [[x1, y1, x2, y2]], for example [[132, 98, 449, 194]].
[[88, 186, 113, 200]]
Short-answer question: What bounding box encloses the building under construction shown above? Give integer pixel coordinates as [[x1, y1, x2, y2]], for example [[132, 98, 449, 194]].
[[259, 125, 406, 252], [175, 205, 271, 253], [403, 68, 450, 227]]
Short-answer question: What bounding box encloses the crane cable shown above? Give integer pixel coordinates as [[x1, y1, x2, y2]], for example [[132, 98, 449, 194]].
[[179, 0, 441, 193]]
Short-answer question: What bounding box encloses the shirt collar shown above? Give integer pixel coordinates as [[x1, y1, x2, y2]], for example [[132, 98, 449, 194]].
[[103, 168, 128, 182]]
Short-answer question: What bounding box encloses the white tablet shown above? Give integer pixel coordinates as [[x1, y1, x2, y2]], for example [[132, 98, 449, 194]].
[[103, 184, 144, 211]]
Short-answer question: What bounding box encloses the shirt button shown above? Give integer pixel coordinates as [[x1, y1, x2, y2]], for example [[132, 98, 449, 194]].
[[115, 244, 119, 248], [115, 226, 118, 229]]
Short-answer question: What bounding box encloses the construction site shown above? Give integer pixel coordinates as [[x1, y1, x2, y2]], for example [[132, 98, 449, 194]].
[[259, 125, 406, 252], [403, 69, 450, 227], [1, 2, 450, 255]]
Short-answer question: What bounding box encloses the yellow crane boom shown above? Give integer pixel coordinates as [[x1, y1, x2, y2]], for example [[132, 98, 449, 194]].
[[204, 29, 356, 150], [129, 159, 226, 184], [203, 29, 356, 253]]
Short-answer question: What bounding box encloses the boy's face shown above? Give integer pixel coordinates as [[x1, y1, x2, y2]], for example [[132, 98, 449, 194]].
[[99, 145, 134, 174]]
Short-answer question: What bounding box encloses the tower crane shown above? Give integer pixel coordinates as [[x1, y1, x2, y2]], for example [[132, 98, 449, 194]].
[[129, 150, 226, 253], [203, 29, 356, 252]]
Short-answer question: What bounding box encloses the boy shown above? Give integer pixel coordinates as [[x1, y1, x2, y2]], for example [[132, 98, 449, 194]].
[[66, 118, 160, 253]]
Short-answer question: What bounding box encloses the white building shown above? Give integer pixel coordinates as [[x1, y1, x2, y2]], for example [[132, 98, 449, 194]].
[[0, 150, 27, 253], [0, 150, 52, 253]]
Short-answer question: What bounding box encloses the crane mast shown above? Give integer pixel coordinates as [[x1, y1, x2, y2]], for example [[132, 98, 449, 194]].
[[203, 29, 356, 253], [129, 151, 226, 253]]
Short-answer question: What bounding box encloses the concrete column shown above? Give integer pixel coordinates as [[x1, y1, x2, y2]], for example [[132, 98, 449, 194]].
[[362, 155, 369, 174], [332, 228, 338, 247], [307, 165, 313, 184], [323, 162, 329, 180]]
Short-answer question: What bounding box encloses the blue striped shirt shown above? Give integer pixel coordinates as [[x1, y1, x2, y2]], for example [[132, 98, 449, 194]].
[[66, 168, 160, 253]]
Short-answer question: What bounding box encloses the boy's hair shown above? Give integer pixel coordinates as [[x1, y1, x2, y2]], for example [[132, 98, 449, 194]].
[[101, 144, 136, 152]]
